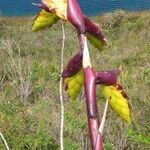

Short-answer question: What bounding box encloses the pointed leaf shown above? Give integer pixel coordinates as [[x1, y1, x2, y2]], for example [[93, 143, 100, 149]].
[[102, 84, 131, 123], [32, 9, 59, 32], [86, 33, 104, 51], [84, 17, 107, 51]]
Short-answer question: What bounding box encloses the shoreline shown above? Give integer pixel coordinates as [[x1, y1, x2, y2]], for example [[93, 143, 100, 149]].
[[0, 10, 149, 27], [0, 9, 149, 18]]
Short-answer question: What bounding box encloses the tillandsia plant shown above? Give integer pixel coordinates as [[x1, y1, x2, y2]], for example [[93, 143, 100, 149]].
[[32, 0, 131, 149]]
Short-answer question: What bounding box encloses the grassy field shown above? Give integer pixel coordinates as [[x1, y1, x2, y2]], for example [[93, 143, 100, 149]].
[[0, 10, 150, 149]]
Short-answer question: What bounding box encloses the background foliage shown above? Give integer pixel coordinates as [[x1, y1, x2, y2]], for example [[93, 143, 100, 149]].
[[0, 10, 150, 149]]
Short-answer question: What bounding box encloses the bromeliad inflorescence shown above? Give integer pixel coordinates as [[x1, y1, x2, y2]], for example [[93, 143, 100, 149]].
[[32, 0, 131, 149]]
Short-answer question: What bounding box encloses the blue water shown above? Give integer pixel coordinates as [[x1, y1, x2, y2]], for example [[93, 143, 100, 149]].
[[0, 0, 150, 16]]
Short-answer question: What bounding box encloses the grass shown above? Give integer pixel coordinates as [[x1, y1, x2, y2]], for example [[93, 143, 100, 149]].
[[0, 10, 150, 149]]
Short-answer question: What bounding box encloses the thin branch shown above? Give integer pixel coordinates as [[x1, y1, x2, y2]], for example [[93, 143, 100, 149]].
[[99, 99, 109, 135], [0, 132, 10, 150], [59, 22, 65, 150]]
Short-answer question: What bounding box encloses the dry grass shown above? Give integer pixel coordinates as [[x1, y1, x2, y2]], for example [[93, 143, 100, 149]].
[[0, 10, 150, 149]]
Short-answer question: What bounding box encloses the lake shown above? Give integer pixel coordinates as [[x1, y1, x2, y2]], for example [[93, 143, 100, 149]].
[[0, 0, 150, 16]]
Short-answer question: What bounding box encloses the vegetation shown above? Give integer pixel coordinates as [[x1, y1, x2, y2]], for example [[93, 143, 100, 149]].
[[0, 10, 150, 149]]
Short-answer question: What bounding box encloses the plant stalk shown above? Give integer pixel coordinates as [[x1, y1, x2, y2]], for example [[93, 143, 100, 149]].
[[81, 34, 103, 150], [99, 99, 109, 135], [59, 22, 65, 150], [0, 132, 10, 150]]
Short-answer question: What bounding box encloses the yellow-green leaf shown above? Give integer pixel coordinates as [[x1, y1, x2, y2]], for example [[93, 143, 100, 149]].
[[42, 0, 67, 20], [102, 85, 131, 123], [86, 33, 104, 51], [64, 70, 83, 100], [32, 9, 59, 32]]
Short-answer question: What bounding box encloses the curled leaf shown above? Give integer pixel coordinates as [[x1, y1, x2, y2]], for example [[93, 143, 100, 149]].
[[102, 84, 131, 123], [96, 69, 121, 85], [32, 9, 59, 32], [62, 51, 82, 78], [84, 17, 107, 50]]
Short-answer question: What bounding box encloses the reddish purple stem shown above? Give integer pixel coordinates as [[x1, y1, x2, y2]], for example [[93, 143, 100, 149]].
[[83, 67, 102, 149], [83, 67, 98, 118], [67, 0, 86, 34]]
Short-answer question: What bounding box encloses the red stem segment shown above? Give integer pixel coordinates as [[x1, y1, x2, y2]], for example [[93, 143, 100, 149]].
[[83, 67, 103, 150], [67, 0, 85, 34], [78, 33, 103, 150], [83, 67, 97, 118]]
